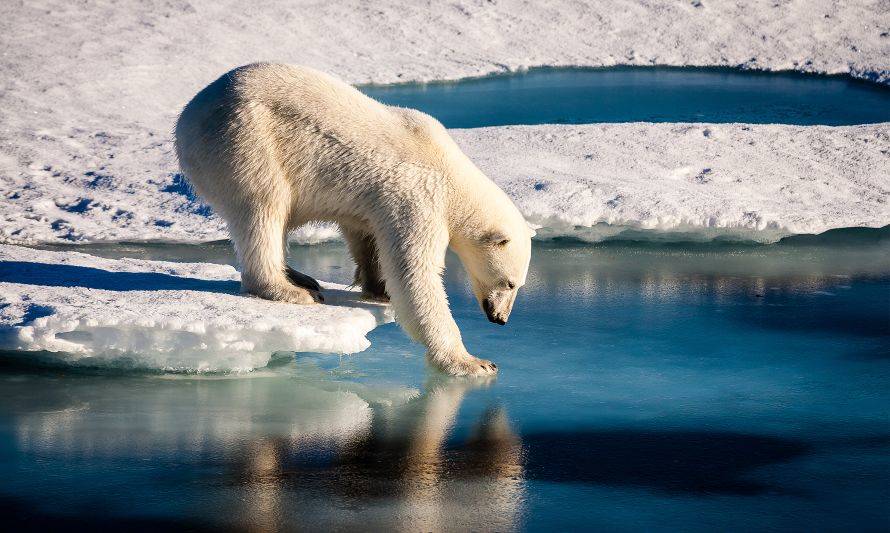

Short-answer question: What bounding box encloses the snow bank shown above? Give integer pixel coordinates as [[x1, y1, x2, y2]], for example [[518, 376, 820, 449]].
[[454, 123, 890, 241], [0, 245, 391, 371], [0, 0, 887, 244]]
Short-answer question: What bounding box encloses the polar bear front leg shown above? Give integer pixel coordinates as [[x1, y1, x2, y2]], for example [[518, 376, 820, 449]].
[[373, 223, 497, 377]]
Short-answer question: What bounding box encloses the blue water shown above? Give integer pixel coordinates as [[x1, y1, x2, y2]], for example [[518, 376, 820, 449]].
[[2, 236, 888, 530], [361, 67, 890, 126]]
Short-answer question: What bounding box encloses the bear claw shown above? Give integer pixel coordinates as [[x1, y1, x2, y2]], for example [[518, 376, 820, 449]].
[[285, 266, 321, 292]]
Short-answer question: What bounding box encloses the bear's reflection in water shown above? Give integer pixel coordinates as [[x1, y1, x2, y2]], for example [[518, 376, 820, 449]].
[[233, 378, 524, 532], [8, 367, 524, 531]]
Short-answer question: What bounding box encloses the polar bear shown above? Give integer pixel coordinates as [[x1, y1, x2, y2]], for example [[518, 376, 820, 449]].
[[175, 63, 532, 376]]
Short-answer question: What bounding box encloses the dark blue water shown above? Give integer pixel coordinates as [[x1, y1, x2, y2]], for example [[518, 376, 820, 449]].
[[1, 237, 888, 530], [361, 67, 890, 126]]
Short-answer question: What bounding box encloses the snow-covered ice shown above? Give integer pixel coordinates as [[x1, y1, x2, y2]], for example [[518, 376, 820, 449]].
[[0, 245, 392, 371], [0, 0, 888, 245], [1, 122, 886, 245], [454, 123, 890, 241]]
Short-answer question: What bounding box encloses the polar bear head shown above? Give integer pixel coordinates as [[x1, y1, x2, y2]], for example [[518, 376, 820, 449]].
[[455, 208, 534, 326]]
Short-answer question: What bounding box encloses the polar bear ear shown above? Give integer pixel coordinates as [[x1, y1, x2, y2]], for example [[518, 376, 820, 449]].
[[481, 230, 510, 246]]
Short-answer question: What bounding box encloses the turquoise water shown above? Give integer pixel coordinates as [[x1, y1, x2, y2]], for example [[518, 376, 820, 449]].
[[361, 67, 890, 126], [2, 236, 888, 530]]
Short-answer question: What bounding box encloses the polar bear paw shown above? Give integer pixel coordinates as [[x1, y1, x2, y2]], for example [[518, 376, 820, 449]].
[[249, 284, 323, 305], [278, 286, 324, 304], [456, 357, 499, 377], [431, 349, 498, 377]]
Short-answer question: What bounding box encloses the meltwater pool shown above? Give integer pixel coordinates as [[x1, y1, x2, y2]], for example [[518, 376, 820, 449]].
[[362, 67, 890, 127], [2, 235, 888, 531]]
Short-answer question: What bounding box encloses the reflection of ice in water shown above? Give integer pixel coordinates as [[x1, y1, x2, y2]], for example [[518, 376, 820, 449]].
[[512, 239, 890, 303], [14, 370, 396, 458], [10, 367, 525, 531]]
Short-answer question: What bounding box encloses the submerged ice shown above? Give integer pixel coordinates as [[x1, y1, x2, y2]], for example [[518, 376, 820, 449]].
[[0, 245, 391, 371]]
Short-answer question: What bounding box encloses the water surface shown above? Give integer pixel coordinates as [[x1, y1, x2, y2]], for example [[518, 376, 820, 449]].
[[361, 67, 890, 126], [2, 237, 888, 530]]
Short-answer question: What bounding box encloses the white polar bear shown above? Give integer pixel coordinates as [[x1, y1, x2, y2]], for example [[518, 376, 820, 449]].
[[175, 63, 532, 376]]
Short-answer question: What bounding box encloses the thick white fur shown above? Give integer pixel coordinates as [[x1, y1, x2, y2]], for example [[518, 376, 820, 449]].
[[175, 63, 532, 376]]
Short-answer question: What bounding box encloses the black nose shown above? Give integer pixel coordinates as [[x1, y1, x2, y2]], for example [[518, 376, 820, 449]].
[[486, 311, 507, 325], [482, 298, 505, 324]]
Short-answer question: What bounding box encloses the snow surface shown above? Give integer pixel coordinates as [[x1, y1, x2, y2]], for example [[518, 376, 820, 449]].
[[0, 245, 392, 371], [0, 0, 888, 244], [454, 123, 890, 241], [1, 122, 886, 245]]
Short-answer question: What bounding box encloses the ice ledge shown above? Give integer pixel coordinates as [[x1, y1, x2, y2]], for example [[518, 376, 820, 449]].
[[0, 245, 391, 371]]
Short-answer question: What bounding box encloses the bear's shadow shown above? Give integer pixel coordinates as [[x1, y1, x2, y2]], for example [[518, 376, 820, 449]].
[[0, 260, 383, 314]]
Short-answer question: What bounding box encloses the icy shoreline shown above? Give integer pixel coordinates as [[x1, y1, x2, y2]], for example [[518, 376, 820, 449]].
[[0, 245, 391, 371]]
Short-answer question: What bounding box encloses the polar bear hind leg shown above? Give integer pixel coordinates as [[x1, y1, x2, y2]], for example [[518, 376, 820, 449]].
[[342, 228, 389, 301], [228, 193, 322, 305]]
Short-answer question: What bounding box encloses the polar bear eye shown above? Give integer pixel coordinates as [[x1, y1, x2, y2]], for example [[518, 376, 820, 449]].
[[507, 281, 516, 290], [482, 231, 510, 246]]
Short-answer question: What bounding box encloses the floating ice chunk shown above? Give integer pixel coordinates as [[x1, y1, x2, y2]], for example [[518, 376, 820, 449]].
[[0, 245, 392, 371]]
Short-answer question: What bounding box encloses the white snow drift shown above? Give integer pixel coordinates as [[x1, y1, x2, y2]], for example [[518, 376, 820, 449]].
[[0, 245, 392, 371]]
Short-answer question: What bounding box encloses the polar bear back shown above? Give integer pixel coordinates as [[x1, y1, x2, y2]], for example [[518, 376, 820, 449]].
[[175, 63, 466, 225], [224, 63, 450, 173]]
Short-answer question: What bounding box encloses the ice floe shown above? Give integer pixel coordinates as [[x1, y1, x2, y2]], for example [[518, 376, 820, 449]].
[[0, 245, 391, 371]]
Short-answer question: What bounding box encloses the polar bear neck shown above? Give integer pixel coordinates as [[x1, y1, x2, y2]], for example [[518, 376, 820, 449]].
[[446, 163, 521, 245]]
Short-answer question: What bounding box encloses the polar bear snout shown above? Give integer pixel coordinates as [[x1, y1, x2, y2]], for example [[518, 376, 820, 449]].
[[484, 298, 507, 325], [482, 290, 516, 325], [489, 314, 507, 325]]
